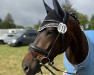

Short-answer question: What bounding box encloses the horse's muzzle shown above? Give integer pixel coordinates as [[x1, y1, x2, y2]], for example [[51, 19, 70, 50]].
[[22, 61, 41, 75]]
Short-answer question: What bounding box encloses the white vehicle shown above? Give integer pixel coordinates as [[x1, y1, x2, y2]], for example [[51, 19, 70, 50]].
[[0, 34, 14, 45], [0, 29, 24, 45], [0, 34, 6, 44]]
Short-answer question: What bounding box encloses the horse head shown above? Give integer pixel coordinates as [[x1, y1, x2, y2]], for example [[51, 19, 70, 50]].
[[22, 0, 80, 75]]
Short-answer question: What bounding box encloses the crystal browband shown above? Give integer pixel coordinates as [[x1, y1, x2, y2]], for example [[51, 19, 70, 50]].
[[38, 23, 59, 31]]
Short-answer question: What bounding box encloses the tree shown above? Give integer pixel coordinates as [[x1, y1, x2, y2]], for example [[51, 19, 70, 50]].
[[2, 13, 16, 29], [4, 13, 14, 24], [25, 26, 32, 29], [0, 22, 2, 28], [0, 18, 2, 22], [62, 0, 89, 30], [33, 20, 41, 30], [90, 15, 94, 30], [0, 18, 2, 28], [76, 12, 89, 29], [62, 0, 76, 13], [16, 25, 24, 29]]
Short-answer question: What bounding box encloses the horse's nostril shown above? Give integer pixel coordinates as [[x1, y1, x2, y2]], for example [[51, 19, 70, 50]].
[[22, 63, 29, 73], [24, 65, 29, 73]]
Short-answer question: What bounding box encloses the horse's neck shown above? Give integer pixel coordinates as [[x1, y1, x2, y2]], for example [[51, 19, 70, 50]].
[[66, 18, 89, 65]]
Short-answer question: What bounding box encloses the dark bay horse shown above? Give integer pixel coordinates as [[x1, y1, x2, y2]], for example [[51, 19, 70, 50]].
[[22, 0, 94, 75]]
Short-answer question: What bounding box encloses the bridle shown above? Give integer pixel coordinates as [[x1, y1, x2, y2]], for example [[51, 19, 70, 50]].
[[28, 12, 83, 75], [29, 11, 68, 60], [28, 19, 64, 74], [28, 20, 66, 75]]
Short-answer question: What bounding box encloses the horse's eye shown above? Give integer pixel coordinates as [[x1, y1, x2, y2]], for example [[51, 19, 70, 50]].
[[46, 31, 54, 36]]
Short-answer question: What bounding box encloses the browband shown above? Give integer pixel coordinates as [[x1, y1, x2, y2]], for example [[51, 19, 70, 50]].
[[38, 22, 58, 31]]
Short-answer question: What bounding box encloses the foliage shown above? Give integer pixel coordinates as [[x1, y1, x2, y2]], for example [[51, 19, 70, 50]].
[[16, 25, 24, 29], [25, 26, 32, 29], [33, 20, 41, 30], [2, 21, 16, 29], [33, 24, 40, 30], [4, 13, 14, 24], [0, 22, 2, 28], [0, 18, 2, 22], [0, 13, 16, 29], [90, 15, 94, 30], [76, 12, 89, 29], [62, 0, 76, 13], [62, 0, 89, 30]]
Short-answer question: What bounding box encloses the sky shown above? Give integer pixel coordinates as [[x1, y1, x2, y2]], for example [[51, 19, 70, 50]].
[[0, 0, 94, 27]]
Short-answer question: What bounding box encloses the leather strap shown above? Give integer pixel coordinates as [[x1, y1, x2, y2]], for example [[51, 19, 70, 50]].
[[29, 43, 48, 56]]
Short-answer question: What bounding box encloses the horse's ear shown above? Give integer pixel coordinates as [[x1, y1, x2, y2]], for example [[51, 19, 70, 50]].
[[43, 0, 52, 14], [52, 0, 64, 16]]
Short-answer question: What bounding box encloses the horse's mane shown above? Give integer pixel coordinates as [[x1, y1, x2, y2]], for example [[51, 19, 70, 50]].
[[69, 13, 80, 24]]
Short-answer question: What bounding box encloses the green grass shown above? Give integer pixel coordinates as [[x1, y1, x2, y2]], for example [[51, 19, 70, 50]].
[[0, 45, 65, 75]]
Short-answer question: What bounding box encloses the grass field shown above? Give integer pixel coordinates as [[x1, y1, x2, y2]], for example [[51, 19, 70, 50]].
[[0, 45, 65, 75]]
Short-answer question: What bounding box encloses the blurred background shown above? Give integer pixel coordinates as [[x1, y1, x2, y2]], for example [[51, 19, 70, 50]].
[[0, 0, 94, 75], [0, 0, 94, 30]]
